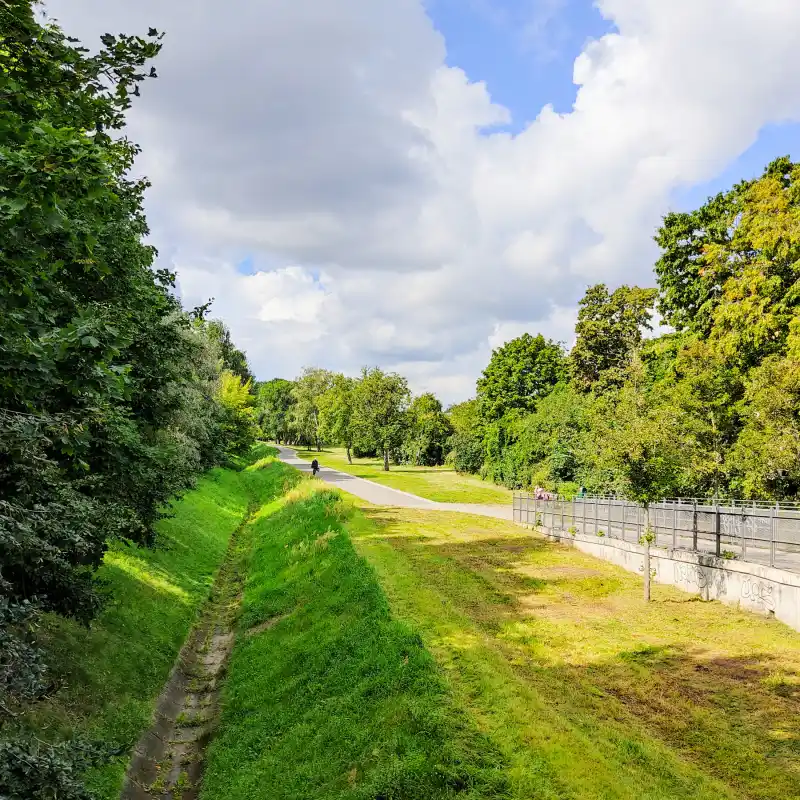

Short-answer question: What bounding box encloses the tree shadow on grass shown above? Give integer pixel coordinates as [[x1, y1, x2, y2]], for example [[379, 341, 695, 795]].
[[356, 506, 800, 799]]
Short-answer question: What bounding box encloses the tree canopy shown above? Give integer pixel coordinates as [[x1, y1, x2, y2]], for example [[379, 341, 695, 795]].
[[477, 333, 565, 421], [0, 7, 257, 795]]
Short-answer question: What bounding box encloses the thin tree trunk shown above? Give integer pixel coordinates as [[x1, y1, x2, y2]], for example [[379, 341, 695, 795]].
[[316, 436, 321, 452], [346, 445, 352, 464], [643, 505, 651, 602], [383, 448, 389, 471]]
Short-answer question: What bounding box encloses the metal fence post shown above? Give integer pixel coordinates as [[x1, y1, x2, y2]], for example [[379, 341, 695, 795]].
[[621, 501, 626, 541], [672, 505, 677, 549], [608, 499, 613, 538], [692, 501, 698, 552], [770, 504, 776, 568], [594, 499, 599, 535], [560, 497, 565, 531], [715, 503, 721, 556]]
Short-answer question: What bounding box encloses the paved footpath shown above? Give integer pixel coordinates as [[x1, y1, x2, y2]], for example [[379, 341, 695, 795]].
[[276, 446, 512, 521]]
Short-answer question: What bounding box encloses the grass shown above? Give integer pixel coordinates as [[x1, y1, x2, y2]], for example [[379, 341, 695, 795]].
[[294, 445, 511, 505], [200, 471, 511, 800], [22, 445, 279, 799], [350, 505, 800, 800]]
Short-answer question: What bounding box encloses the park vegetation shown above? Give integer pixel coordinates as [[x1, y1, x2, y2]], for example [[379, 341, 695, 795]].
[[0, 6, 257, 798], [261, 157, 800, 505]]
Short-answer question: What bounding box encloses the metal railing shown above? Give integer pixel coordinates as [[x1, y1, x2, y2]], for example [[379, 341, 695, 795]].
[[513, 493, 800, 573]]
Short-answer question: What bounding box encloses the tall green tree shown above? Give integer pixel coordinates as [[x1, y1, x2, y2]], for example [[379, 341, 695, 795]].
[[290, 367, 335, 451], [256, 378, 295, 443], [0, 7, 254, 795], [594, 356, 695, 600], [204, 319, 253, 383], [403, 393, 453, 466], [352, 367, 410, 471], [728, 353, 800, 499], [654, 183, 747, 334], [216, 371, 257, 456], [445, 399, 485, 474], [477, 333, 565, 422], [570, 283, 657, 391], [702, 158, 800, 369], [318, 374, 357, 463]]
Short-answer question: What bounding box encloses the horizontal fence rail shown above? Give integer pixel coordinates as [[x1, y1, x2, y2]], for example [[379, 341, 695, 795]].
[[513, 494, 800, 573]]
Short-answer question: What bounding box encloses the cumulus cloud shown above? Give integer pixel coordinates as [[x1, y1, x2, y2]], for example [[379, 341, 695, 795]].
[[42, 0, 800, 402]]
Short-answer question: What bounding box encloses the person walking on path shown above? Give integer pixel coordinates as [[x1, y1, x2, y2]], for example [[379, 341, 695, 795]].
[[311, 458, 320, 476]]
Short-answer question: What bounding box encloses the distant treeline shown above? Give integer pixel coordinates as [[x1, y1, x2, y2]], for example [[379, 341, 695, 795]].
[[261, 156, 800, 503]]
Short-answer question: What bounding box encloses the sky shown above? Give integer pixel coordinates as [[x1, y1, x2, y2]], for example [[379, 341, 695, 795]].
[[42, 0, 800, 404]]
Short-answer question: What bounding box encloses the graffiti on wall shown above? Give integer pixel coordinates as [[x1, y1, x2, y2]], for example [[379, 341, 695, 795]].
[[673, 561, 728, 596], [740, 577, 776, 612]]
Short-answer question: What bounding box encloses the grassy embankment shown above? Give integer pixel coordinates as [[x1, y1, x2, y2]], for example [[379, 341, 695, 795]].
[[27, 448, 800, 799], [294, 445, 511, 504], [200, 465, 510, 799], [351, 506, 800, 800], [22, 444, 280, 798]]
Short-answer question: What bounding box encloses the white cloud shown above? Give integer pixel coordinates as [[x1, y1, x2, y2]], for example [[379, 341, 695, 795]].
[[42, 0, 800, 402]]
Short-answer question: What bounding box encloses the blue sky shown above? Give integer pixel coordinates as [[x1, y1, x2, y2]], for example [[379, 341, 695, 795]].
[[427, 0, 800, 211], [60, 0, 800, 397]]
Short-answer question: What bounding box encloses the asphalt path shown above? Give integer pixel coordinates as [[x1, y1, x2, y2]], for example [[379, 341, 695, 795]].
[[275, 446, 512, 521]]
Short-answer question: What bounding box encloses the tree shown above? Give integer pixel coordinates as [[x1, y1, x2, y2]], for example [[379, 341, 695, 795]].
[[318, 374, 357, 463], [654, 156, 798, 344], [445, 399, 484, 474], [477, 334, 565, 422], [654, 182, 747, 333], [256, 378, 295, 443], [594, 356, 695, 600], [204, 319, 253, 383], [0, 8, 253, 795], [570, 284, 657, 391], [728, 352, 800, 499], [290, 367, 335, 451], [403, 393, 453, 466], [352, 368, 410, 471], [216, 371, 258, 456], [701, 158, 800, 370]]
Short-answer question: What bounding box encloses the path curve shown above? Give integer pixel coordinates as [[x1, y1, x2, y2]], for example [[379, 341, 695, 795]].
[[276, 446, 512, 521]]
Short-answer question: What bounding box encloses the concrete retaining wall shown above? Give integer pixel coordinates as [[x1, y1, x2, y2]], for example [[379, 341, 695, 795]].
[[525, 524, 800, 632]]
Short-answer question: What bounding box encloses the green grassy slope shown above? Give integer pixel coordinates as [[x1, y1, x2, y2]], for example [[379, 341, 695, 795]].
[[351, 505, 800, 800], [201, 471, 510, 800], [23, 446, 278, 798]]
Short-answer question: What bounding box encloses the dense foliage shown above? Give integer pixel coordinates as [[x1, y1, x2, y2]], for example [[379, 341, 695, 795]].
[[446, 156, 800, 501], [0, 5, 256, 797]]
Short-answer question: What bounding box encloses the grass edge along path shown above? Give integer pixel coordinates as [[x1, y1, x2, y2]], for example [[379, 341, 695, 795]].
[[200, 475, 512, 800], [20, 445, 278, 799], [293, 445, 511, 505]]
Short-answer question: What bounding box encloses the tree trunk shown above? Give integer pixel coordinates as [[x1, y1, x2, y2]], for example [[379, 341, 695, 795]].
[[346, 445, 352, 464], [643, 505, 651, 602], [316, 436, 321, 452], [383, 448, 389, 471]]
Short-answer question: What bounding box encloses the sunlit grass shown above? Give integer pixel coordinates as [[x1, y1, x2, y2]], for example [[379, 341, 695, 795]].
[[350, 505, 800, 800], [294, 445, 512, 504], [24, 449, 282, 799], [201, 477, 510, 800]]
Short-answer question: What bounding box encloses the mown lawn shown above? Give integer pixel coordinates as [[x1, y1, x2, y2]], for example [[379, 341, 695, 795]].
[[350, 506, 800, 800], [201, 473, 510, 800], [23, 446, 279, 799], [294, 445, 511, 505]]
